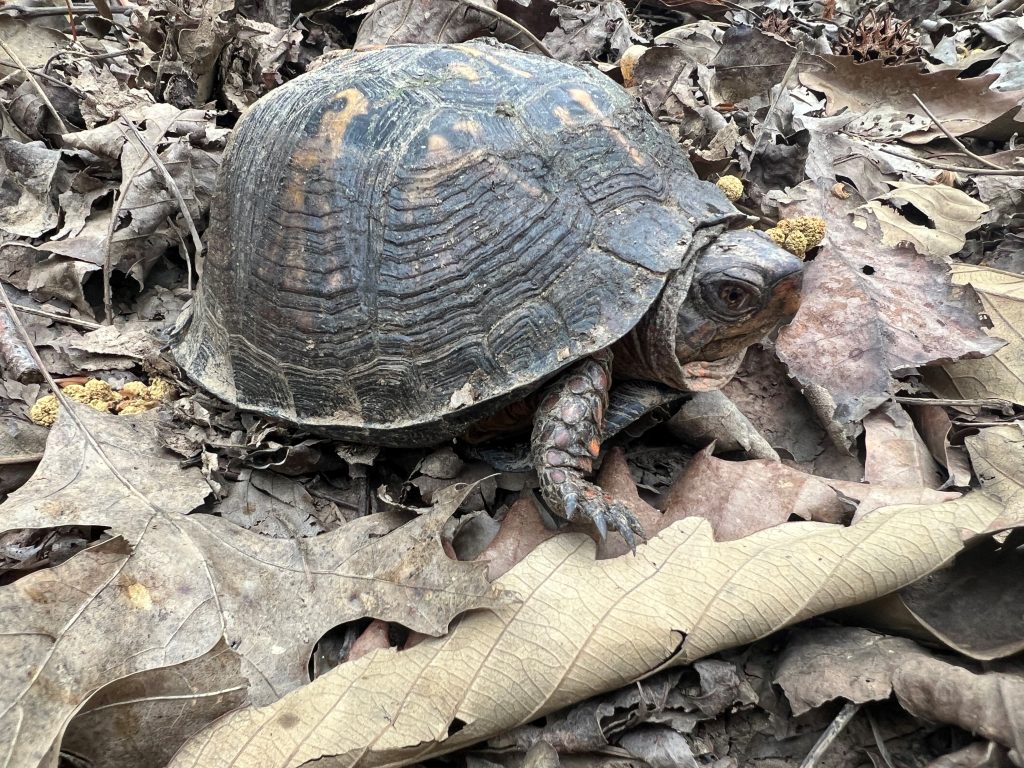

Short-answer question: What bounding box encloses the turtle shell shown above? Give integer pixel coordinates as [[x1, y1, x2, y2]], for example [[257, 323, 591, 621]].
[[173, 39, 740, 445]]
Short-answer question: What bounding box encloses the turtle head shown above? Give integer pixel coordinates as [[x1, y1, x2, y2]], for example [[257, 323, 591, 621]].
[[674, 229, 803, 367], [610, 229, 802, 392]]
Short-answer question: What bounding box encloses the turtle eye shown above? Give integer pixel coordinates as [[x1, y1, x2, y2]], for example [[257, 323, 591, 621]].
[[703, 279, 760, 317]]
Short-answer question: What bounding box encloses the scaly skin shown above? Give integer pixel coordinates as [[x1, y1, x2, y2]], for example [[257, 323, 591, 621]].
[[531, 351, 646, 550]]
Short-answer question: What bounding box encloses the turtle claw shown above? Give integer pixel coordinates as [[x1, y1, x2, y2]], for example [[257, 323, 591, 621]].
[[538, 467, 646, 551]]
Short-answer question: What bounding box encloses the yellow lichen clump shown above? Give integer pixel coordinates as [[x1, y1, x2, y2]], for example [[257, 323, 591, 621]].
[[716, 175, 744, 202], [28, 378, 177, 426], [765, 216, 827, 257], [28, 395, 59, 427]]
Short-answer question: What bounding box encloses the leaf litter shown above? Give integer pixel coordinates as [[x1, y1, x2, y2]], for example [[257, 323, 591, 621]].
[[2, 0, 1024, 766]]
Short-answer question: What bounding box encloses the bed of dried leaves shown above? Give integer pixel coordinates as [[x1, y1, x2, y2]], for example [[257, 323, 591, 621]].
[[2, 0, 1024, 766]]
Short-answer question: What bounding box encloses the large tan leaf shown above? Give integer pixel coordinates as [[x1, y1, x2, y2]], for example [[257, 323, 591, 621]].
[[170, 489, 1018, 768], [932, 265, 1024, 404], [0, 404, 502, 766], [775, 185, 1001, 423]]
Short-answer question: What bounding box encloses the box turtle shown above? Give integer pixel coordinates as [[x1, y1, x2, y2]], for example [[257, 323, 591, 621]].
[[173, 39, 803, 547]]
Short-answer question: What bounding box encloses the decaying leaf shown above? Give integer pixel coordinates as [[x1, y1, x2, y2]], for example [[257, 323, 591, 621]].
[[775, 185, 1002, 423], [0, 404, 503, 765], [775, 626, 931, 715], [167, 488, 1017, 767], [661, 445, 958, 541], [777, 626, 1024, 758]]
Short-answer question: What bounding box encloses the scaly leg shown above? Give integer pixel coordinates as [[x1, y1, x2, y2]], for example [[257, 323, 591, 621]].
[[531, 352, 646, 550]]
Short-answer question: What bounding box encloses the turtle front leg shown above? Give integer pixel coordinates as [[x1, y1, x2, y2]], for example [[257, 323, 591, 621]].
[[531, 352, 646, 551]]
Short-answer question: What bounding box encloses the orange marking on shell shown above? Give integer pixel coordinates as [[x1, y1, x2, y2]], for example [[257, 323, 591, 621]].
[[448, 62, 480, 81], [453, 119, 483, 137], [427, 134, 451, 153], [567, 88, 603, 117], [291, 88, 369, 172], [588, 438, 601, 456], [553, 106, 574, 127]]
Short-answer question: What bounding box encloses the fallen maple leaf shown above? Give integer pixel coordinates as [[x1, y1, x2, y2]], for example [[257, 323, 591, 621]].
[[0, 403, 503, 766]]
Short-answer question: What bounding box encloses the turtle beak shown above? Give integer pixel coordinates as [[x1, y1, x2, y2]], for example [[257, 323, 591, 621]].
[[771, 267, 803, 324]]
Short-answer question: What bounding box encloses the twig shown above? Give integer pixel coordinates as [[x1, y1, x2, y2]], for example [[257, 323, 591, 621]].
[[9, 303, 102, 331], [0, 62, 85, 97], [894, 395, 1015, 413], [912, 94, 1003, 170], [799, 702, 861, 768], [62, 0, 79, 41], [0, 309, 43, 384], [0, 3, 128, 16], [873, 144, 1024, 176], [0, 39, 69, 133], [866, 708, 897, 768], [361, 0, 553, 57], [743, 45, 803, 180], [119, 118, 202, 290], [0, 454, 45, 466]]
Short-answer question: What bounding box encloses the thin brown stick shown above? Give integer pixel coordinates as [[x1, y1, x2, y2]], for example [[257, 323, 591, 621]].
[[0, 454, 45, 466], [0, 39, 68, 133], [119, 118, 201, 289], [63, 0, 79, 41], [743, 45, 803, 180], [9, 303, 102, 331], [0, 3, 128, 16], [873, 144, 1024, 176], [799, 702, 861, 768], [894, 395, 1015, 412], [912, 94, 1002, 170]]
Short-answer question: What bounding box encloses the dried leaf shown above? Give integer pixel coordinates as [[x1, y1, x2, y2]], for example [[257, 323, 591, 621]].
[[662, 446, 958, 540], [775, 626, 931, 715], [0, 138, 64, 238], [799, 57, 1024, 142], [775, 185, 1002, 423], [933, 265, 1024, 404], [863, 402, 943, 488], [863, 183, 989, 259], [169, 488, 1015, 767], [61, 639, 248, 768], [0, 404, 503, 765]]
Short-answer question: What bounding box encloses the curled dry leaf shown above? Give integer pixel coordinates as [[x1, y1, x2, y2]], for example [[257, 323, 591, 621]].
[[863, 183, 989, 259], [775, 626, 932, 715], [898, 537, 1024, 660], [863, 401, 944, 489], [775, 184, 1002, 423], [893, 657, 1024, 756], [930, 265, 1024, 404], [0, 404, 503, 766], [168, 488, 1015, 767]]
